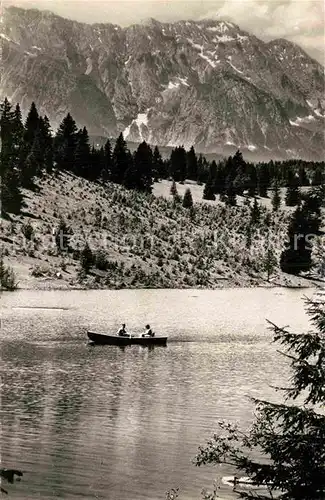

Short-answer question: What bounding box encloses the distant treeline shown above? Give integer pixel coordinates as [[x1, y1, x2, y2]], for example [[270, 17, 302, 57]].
[[1, 97, 324, 215]]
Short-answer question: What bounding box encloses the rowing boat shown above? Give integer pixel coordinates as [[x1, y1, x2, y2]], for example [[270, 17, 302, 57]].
[[87, 331, 168, 346]]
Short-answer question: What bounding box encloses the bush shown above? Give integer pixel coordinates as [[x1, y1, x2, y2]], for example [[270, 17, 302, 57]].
[[0, 257, 18, 290], [22, 222, 34, 241]]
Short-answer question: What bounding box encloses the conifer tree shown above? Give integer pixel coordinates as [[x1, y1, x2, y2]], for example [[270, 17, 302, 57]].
[[285, 175, 301, 206], [271, 179, 281, 211], [170, 146, 187, 182], [311, 166, 324, 186], [182, 188, 193, 208], [152, 145, 164, 181], [257, 164, 270, 197], [74, 127, 90, 178], [38, 115, 53, 173], [111, 133, 131, 184], [24, 101, 39, 147], [186, 146, 198, 181], [101, 138, 112, 181], [203, 163, 217, 200], [0, 98, 24, 214], [170, 180, 178, 196], [250, 197, 261, 225], [124, 141, 153, 192], [12, 103, 24, 147], [203, 178, 216, 201], [80, 242, 94, 274], [88, 146, 102, 181], [224, 177, 237, 206], [54, 113, 78, 171], [196, 296, 325, 500], [23, 128, 45, 186], [280, 204, 313, 274], [54, 218, 72, 254]]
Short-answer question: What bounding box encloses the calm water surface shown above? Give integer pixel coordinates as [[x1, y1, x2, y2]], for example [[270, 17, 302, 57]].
[[0, 288, 317, 499]]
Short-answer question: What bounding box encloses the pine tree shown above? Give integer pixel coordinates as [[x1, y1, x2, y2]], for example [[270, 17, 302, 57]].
[[12, 103, 24, 148], [124, 141, 153, 192], [311, 167, 324, 186], [280, 205, 312, 274], [38, 115, 53, 174], [285, 175, 301, 206], [101, 138, 112, 181], [224, 177, 237, 206], [88, 146, 102, 181], [54, 113, 78, 171], [170, 180, 178, 196], [250, 197, 261, 225], [0, 98, 24, 214], [257, 164, 270, 197], [1, 166, 24, 215], [196, 296, 325, 499], [152, 145, 165, 181], [74, 127, 91, 178], [186, 146, 198, 181], [111, 133, 131, 184], [23, 128, 45, 187], [80, 242, 94, 274], [54, 219, 72, 254], [263, 245, 277, 281], [170, 146, 187, 182], [24, 101, 39, 147], [203, 178, 216, 200], [182, 188, 193, 208], [272, 179, 281, 211], [247, 163, 258, 197]]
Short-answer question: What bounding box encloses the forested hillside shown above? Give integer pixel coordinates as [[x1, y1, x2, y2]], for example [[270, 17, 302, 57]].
[[1, 98, 324, 289]]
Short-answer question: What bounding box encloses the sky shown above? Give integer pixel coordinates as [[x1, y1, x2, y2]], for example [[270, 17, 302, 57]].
[[2, 0, 324, 64]]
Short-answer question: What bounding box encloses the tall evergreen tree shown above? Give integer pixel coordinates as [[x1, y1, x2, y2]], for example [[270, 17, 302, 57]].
[[101, 138, 112, 181], [24, 101, 39, 147], [38, 115, 53, 173], [285, 175, 301, 206], [186, 146, 198, 181], [152, 145, 165, 181], [272, 179, 281, 211], [0, 98, 23, 214], [250, 197, 261, 225], [257, 164, 270, 197], [280, 204, 313, 274], [170, 146, 187, 182], [203, 178, 216, 200], [111, 133, 131, 184], [54, 113, 78, 171], [182, 188, 193, 208], [196, 297, 325, 500], [74, 127, 91, 178], [124, 141, 153, 193]]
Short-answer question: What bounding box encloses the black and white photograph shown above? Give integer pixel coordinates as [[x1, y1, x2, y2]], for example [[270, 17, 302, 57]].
[[0, 0, 324, 498]]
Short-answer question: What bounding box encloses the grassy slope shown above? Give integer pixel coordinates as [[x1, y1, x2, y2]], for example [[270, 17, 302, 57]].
[[0, 172, 322, 290]]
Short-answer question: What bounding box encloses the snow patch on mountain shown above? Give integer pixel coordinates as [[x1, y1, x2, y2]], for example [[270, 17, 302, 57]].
[[213, 35, 235, 43], [123, 110, 150, 141], [289, 115, 316, 126], [0, 32, 11, 42], [85, 57, 93, 75]]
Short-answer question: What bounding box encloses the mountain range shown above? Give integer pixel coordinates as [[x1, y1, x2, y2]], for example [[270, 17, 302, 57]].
[[1, 6, 324, 160]]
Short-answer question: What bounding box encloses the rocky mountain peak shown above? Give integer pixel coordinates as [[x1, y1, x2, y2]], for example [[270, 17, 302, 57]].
[[1, 5, 324, 160]]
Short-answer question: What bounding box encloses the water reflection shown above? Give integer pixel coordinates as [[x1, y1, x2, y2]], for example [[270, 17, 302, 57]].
[[0, 288, 314, 499]]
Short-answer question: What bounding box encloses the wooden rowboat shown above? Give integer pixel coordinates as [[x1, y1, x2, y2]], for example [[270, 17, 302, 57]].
[[87, 331, 168, 346]]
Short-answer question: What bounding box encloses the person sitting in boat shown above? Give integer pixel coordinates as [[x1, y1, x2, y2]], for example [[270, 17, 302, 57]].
[[142, 324, 154, 337], [117, 324, 128, 336]]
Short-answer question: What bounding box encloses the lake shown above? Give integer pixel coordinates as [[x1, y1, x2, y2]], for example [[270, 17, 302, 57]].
[[0, 288, 317, 499]]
